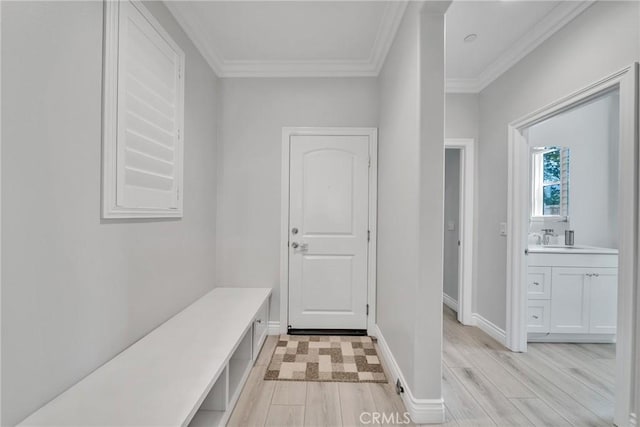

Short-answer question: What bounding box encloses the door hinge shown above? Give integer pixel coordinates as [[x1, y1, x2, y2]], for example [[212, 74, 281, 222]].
[[366, 304, 369, 316], [368, 156, 371, 168], [367, 230, 371, 242]]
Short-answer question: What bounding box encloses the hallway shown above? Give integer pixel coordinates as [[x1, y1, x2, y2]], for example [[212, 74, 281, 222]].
[[225, 307, 614, 426]]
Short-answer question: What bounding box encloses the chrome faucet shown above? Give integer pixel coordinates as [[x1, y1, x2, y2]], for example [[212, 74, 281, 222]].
[[541, 228, 555, 245], [529, 232, 542, 245]]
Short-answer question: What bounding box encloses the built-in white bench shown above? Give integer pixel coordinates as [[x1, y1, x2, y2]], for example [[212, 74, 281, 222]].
[[18, 287, 271, 427]]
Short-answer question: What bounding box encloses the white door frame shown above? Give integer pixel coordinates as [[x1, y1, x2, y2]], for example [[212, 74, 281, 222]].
[[444, 139, 475, 326], [0, 3, 3, 422], [279, 127, 378, 334], [505, 64, 638, 426]]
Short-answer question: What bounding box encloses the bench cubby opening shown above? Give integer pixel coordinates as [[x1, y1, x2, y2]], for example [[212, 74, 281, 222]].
[[188, 366, 228, 427], [228, 326, 254, 402]]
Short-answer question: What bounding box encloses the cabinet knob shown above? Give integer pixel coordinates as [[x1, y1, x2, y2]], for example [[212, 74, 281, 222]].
[[533, 282, 540, 286], [255, 319, 262, 324], [532, 315, 539, 319]]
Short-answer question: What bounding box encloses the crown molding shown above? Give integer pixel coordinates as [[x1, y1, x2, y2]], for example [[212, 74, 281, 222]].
[[445, 78, 484, 94], [446, 1, 593, 94], [371, 1, 409, 75], [165, 1, 407, 78], [164, 1, 224, 76], [219, 60, 379, 78]]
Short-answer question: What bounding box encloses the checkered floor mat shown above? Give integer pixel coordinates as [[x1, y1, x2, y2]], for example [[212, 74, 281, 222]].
[[264, 335, 387, 383]]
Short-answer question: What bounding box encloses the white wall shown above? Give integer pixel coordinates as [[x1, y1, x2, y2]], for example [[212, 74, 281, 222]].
[[476, 1, 639, 331], [1, 2, 220, 425], [528, 91, 619, 249], [377, 0, 446, 410], [415, 4, 447, 401], [446, 94, 479, 139], [377, 2, 421, 393], [216, 77, 378, 321], [443, 149, 460, 303]]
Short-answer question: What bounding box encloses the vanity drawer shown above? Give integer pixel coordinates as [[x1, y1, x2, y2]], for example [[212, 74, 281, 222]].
[[527, 300, 550, 333], [527, 267, 552, 299]]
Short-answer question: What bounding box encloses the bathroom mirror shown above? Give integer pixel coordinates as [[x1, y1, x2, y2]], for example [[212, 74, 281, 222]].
[[530, 146, 570, 218]]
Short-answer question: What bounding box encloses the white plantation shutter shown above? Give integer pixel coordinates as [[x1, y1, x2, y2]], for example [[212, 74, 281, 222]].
[[103, 1, 185, 218], [560, 147, 570, 217]]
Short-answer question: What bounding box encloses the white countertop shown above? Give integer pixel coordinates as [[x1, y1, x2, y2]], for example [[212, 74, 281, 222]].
[[528, 244, 618, 255]]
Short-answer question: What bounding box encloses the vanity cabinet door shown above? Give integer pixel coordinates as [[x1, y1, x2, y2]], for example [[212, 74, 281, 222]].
[[589, 268, 617, 334], [550, 268, 589, 333], [252, 298, 269, 360]]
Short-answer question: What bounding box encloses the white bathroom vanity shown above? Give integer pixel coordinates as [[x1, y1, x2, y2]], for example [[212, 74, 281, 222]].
[[527, 245, 618, 343]]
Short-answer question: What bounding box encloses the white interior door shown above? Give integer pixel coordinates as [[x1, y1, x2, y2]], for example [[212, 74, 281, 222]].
[[288, 134, 370, 330]]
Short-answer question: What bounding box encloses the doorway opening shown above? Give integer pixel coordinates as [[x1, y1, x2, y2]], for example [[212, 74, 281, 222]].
[[443, 139, 475, 326], [505, 65, 638, 425]]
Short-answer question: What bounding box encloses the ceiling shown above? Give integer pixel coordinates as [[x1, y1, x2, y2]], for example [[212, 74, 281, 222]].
[[446, 1, 591, 92], [165, 1, 407, 77], [165, 0, 591, 92]]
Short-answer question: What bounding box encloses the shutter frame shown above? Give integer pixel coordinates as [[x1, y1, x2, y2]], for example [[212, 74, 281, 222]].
[[102, 0, 185, 219]]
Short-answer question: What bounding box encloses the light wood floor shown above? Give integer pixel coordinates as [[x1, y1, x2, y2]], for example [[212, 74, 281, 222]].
[[227, 333, 410, 427], [228, 307, 615, 426], [442, 305, 615, 427]]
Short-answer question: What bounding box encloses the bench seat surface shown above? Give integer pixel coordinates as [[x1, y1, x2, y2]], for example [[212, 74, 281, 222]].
[[19, 287, 271, 427]]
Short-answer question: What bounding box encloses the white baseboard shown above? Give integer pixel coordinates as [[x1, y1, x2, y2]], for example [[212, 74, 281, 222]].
[[372, 325, 445, 424], [629, 412, 637, 427], [527, 333, 615, 343], [471, 313, 506, 346], [442, 293, 458, 312], [268, 321, 281, 336]]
